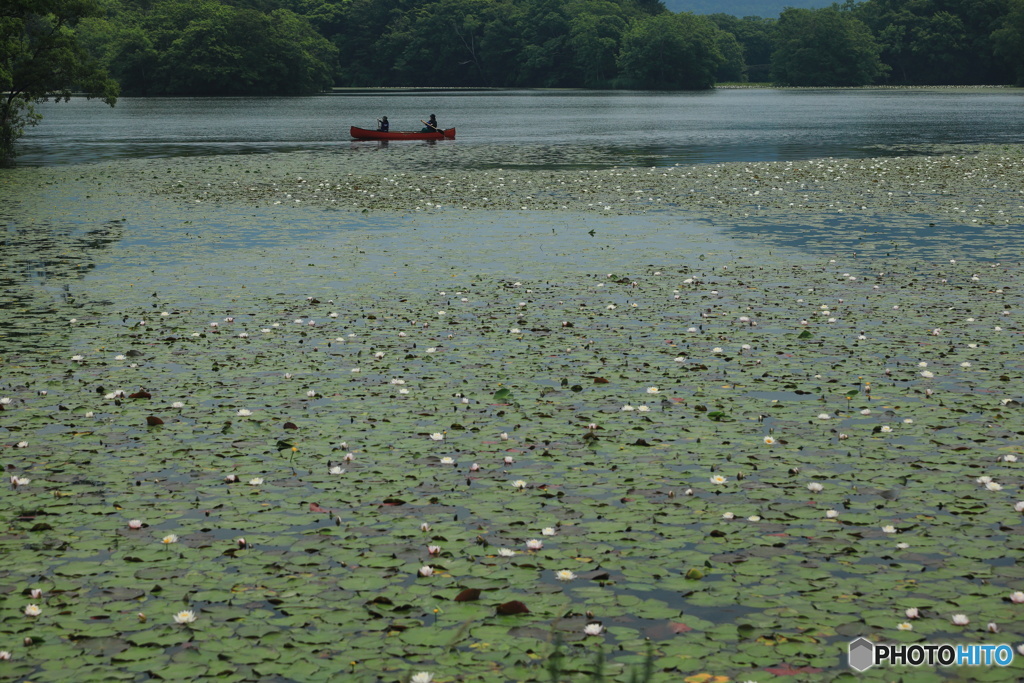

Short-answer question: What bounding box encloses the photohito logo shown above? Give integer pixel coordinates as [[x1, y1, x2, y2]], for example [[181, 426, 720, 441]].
[[848, 638, 1015, 672]]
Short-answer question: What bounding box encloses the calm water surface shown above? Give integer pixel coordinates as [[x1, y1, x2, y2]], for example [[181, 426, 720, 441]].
[[16, 88, 1024, 167]]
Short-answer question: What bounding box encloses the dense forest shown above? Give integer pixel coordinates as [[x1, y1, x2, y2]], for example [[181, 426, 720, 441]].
[[17, 0, 1024, 96], [664, 0, 825, 17]]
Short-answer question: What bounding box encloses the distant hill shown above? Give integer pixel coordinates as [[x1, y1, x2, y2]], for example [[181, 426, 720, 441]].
[[663, 0, 828, 17]]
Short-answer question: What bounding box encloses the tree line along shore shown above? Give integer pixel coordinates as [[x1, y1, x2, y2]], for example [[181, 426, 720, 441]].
[[4, 0, 1024, 162]]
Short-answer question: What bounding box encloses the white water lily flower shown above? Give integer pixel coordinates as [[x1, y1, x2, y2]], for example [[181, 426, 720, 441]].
[[555, 569, 577, 581], [807, 482, 824, 493], [646, 387, 659, 394], [173, 610, 197, 624], [248, 477, 264, 486], [512, 480, 527, 490], [584, 623, 604, 636], [881, 525, 897, 534], [410, 673, 434, 683], [429, 432, 444, 441], [498, 548, 516, 557], [236, 409, 252, 417], [439, 457, 455, 465], [541, 527, 557, 536], [709, 475, 727, 485]]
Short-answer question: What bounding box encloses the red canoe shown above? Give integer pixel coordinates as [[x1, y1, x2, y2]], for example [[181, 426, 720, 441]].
[[350, 126, 456, 141]]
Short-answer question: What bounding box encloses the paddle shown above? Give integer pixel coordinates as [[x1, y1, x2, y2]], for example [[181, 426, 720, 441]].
[[420, 120, 443, 135]]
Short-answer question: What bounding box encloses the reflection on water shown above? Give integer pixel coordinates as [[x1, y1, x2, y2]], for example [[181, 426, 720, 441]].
[[17, 88, 1024, 168], [725, 213, 1024, 263]]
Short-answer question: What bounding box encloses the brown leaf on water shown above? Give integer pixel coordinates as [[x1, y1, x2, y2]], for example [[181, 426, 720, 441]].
[[454, 588, 481, 602], [130, 390, 151, 399], [496, 600, 530, 615], [309, 503, 330, 513], [669, 621, 694, 633], [145, 416, 164, 426], [282, 422, 298, 430]]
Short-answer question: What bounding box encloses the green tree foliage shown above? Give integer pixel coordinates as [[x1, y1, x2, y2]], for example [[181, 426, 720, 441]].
[[856, 0, 1013, 84], [992, 0, 1024, 83], [0, 0, 119, 162], [617, 12, 725, 89], [771, 6, 887, 86], [707, 14, 775, 81], [12, 0, 1024, 118], [85, 0, 337, 94]]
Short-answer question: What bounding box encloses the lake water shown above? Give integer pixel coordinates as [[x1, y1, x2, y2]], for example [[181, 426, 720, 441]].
[[16, 88, 1024, 167]]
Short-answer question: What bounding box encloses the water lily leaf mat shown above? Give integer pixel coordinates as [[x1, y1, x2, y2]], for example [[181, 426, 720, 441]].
[[1, 169, 1023, 683]]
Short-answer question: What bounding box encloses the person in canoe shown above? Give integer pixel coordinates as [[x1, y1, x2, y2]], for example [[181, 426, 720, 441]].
[[421, 114, 439, 133], [377, 116, 389, 132]]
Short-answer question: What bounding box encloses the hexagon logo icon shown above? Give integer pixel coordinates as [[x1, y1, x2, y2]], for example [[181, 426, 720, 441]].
[[848, 637, 875, 672]]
